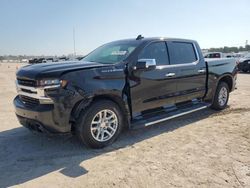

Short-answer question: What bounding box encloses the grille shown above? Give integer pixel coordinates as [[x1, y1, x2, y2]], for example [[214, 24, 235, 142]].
[[17, 78, 37, 87], [19, 95, 39, 107]]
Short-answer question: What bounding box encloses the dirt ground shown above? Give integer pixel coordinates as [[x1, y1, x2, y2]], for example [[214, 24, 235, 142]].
[[0, 62, 249, 188]]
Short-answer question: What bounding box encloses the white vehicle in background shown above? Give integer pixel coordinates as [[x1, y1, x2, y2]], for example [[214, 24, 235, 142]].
[[204, 52, 225, 58], [234, 52, 248, 59]]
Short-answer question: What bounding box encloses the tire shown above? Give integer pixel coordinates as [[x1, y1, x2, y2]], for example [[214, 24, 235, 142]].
[[75, 100, 124, 149], [211, 82, 229, 110]]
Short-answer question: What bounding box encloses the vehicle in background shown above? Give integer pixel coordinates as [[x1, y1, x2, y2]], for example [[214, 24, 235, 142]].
[[14, 36, 237, 148], [224, 53, 236, 58], [238, 53, 250, 72], [43, 58, 54, 63], [29, 58, 55, 64], [58, 57, 69, 61], [29, 57, 73, 64], [204, 52, 225, 58], [21, 59, 29, 63], [234, 52, 248, 59], [28, 58, 45, 64], [28, 58, 37, 64]]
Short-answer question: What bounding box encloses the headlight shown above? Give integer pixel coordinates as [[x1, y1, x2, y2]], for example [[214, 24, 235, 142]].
[[38, 79, 68, 88], [38, 79, 60, 87]]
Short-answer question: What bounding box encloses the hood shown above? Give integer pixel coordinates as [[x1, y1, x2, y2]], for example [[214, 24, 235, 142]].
[[16, 61, 109, 80]]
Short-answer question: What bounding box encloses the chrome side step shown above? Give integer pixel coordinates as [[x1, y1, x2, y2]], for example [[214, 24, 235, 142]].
[[130, 102, 210, 129], [145, 105, 208, 126]]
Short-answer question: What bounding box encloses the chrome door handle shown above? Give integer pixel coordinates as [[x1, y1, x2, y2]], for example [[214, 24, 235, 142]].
[[165, 73, 176, 77], [198, 69, 205, 73]]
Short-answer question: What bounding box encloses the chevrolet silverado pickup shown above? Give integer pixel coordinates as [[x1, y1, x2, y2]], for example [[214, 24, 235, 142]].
[[14, 36, 237, 148]]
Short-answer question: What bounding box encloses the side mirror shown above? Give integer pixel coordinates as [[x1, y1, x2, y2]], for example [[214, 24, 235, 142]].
[[136, 59, 156, 70]]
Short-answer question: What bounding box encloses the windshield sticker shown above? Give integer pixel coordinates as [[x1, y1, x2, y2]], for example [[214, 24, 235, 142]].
[[111, 51, 127, 56]]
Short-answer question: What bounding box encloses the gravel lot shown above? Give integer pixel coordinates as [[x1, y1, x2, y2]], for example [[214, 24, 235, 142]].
[[0, 63, 249, 188]]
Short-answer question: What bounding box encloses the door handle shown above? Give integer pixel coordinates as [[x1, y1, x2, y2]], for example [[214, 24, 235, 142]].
[[198, 69, 205, 73], [165, 73, 176, 77]]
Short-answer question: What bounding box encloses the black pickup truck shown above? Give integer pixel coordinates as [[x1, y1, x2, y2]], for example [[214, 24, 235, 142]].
[[14, 36, 237, 148]]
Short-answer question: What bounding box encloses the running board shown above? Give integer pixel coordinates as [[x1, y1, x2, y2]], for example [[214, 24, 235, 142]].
[[130, 102, 210, 129]]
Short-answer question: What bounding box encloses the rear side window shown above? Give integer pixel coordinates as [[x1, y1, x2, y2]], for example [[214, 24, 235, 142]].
[[168, 42, 197, 64], [138, 42, 169, 66]]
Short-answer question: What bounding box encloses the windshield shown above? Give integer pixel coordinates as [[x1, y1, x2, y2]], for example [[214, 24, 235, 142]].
[[82, 41, 140, 64]]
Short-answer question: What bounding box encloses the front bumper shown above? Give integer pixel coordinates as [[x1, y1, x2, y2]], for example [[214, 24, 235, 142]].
[[14, 96, 71, 134]]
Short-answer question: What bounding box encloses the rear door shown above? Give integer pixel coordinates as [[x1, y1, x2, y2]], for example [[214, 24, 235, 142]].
[[129, 41, 178, 115], [167, 41, 207, 103]]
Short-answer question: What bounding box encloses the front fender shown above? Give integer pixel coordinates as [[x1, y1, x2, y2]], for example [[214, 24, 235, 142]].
[[58, 65, 130, 126]]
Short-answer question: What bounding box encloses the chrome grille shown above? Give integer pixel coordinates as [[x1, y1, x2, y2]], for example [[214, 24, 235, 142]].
[[16, 78, 55, 105], [17, 78, 37, 87]]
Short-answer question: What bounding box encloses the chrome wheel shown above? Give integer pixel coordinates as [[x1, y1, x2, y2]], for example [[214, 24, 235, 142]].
[[218, 86, 228, 106], [90, 109, 118, 142]]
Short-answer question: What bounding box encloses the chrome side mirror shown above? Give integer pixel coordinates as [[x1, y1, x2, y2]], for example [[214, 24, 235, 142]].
[[136, 59, 156, 70]]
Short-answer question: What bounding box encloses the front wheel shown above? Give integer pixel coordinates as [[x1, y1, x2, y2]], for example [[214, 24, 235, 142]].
[[75, 100, 124, 149], [211, 82, 229, 110]]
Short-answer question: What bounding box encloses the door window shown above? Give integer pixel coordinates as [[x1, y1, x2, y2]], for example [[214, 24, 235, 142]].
[[168, 42, 197, 64], [138, 42, 169, 66]]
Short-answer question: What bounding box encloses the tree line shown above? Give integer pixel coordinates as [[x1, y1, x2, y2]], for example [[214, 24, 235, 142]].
[[207, 45, 250, 53]]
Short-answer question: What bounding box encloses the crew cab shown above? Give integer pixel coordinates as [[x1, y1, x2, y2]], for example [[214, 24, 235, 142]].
[[14, 36, 237, 148]]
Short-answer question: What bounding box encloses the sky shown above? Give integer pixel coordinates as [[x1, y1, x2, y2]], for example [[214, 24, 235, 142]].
[[0, 0, 249, 56]]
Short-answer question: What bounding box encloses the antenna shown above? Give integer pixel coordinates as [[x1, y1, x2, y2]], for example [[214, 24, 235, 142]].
[[73, 27, 76, 57]]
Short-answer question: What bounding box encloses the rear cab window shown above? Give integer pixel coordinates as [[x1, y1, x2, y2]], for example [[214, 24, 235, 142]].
[[204, 53, 222, 58], [167, 41, 198, 65]]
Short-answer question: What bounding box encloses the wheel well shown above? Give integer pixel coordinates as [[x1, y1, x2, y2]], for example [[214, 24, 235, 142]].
[[92, 95, 130, 120], [70, 94, 130, 131], [219, 75, 233, 92]]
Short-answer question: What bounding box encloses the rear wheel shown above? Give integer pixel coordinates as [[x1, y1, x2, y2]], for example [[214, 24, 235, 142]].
[[75, 100, 124, 149], [211, 82, 229, 110]]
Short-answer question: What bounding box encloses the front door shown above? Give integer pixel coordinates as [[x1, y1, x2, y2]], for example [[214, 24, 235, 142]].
[[129, 41, 178, 115]]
